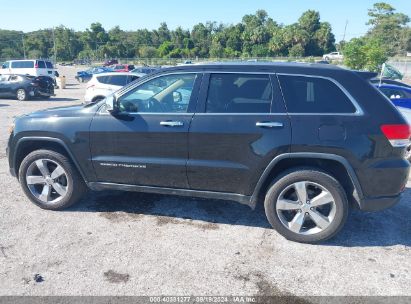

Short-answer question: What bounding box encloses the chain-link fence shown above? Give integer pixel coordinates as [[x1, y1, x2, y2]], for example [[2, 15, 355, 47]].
[[387, 58, 411, 78]]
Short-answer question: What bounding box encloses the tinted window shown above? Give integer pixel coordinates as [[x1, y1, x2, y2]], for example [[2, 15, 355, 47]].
[[108, 75, 128, 86], [206, 73, 272, 113], [118, 73, 196, 113], [2, 62, 10, 69], [96, 76, 109, 84], [278, 75, 356, 113], [11, 61, 34, 68], [128, 75, 140, 83], [45, 61, 53, 69], [37, 61, 46, 68], [380, 88, 411, 99]]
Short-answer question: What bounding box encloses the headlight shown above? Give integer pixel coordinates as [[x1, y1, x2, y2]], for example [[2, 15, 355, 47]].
[[8, 123, 15, 135]]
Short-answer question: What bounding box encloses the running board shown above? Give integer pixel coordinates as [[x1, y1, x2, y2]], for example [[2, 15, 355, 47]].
[[88, 182, 253, 208]]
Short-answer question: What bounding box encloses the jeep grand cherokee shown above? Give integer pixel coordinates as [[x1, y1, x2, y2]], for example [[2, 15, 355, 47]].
[[7, 63, 410, 243]]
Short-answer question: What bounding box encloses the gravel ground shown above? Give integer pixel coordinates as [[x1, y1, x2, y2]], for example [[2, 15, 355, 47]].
[[0, 66, 410, 297]]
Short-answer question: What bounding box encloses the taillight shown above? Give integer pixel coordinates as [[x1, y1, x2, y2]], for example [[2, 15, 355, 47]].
[[380, 124, 411, 147]]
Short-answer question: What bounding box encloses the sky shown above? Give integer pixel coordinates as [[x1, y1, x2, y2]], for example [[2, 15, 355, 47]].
[[1, 0, 410, 41]]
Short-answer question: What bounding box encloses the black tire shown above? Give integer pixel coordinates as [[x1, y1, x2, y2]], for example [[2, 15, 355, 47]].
[[264, 168, 348, 243], [18, 149, 87, 210], [16, 88, 28, 101]]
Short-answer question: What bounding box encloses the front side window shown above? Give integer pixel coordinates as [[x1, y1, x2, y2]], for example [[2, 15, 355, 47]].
[[2, 62, 10, 69], [206, 73, 272, 113], [118, 73, 196, 113], [278, 75, 356, 114]]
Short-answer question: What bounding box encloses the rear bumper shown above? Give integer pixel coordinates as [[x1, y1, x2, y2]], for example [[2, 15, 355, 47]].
[[360, 194, 402, 212]]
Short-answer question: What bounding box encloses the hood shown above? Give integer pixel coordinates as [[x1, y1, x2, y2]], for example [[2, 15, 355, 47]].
[[23, 103, 100, 119]]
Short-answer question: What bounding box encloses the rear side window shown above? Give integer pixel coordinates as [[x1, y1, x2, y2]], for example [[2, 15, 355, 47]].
[[206, 73, 272, 113], [96, 76, 109, 84], [108, 75, 128, 86], [380, 87, 411, 99], [278, 75, 356, 114], [11, 61, 34, 68], [37, 61, 46, 68], [45, 61, 53, 69]]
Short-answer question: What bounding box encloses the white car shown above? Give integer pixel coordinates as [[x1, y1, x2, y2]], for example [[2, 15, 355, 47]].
[[84, 72, 145, 104], [1, 59, 55, 78], [322, 52, 343, 61]]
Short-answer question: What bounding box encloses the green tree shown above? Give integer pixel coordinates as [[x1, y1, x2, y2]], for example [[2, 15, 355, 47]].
[[366, 2, 410, 55], [343, 37, 387, 72]]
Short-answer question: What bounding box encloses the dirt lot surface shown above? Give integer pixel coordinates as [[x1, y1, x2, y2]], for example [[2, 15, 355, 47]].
[[0, 66, 410, 297]]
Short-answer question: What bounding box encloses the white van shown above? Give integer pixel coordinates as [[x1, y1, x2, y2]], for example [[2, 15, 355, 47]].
[[1, 60, 55, 78]]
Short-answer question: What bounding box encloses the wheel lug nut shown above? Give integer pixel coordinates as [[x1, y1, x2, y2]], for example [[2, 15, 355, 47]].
[[305, 212, 309, 215], [310, 207, 314, 211]]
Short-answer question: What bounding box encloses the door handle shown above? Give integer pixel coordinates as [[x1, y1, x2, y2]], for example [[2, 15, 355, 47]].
[[160, 121, 184, 127], [256, 121, 284, 128]]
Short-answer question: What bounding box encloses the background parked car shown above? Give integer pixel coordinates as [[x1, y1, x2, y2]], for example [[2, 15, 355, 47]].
[[1, 59, 55, 78], [103, 59, 118, 66], [370, 77, 411, 89], [84, 72, 145, 104], [112, 64, 135, 72], [377, 84, 411, 109], [131, 66, 160, 74], [322, 52, 343, 61], [0, 74, 54, 101], [75, 67, 113, 83]]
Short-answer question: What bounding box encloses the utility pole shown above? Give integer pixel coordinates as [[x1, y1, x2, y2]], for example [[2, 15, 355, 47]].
[[21, 34, 26, 59], [342, 20, 348, 42], [52, 28, 57, 63]]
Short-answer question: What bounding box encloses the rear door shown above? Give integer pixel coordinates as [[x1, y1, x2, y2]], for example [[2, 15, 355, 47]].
[[36, 60, 47, 76], [187, 72, 291, 195], [45, 61, 54, 77]]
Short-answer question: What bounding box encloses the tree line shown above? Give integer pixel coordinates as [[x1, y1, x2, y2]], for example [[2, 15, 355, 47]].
[[0, 9, 335, 61], [0, 2, 409, 73]]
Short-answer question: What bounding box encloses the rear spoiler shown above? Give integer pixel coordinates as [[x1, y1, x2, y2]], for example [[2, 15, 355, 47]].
[[355, 71, 378, 80]]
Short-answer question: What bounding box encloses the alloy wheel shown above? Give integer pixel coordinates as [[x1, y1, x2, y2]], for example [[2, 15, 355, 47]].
[[25, 159, 69, 204], [276, 181, 336, 235]]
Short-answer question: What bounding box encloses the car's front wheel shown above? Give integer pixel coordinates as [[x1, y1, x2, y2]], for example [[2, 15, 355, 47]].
[[18, 150, 87, 210], [264, 168, 348, 243]]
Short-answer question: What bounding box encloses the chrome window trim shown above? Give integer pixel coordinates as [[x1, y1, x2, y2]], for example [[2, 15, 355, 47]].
[[111, 70, 363, 116], [276, 73, 364, 116]]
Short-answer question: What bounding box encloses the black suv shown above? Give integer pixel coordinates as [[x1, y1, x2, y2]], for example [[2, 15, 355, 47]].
[[7, 63, 410, 243]]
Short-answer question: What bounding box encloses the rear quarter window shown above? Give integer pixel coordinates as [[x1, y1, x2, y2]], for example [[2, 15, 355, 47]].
[[96, 76, 109, 84], [278, 75, 356, 114], [45, 61, 54, 69], [108, 75, 128, 86], [11, 61, 35, 69]]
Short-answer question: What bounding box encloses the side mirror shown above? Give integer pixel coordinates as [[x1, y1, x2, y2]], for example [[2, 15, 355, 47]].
[[105, 94, 119, 114], [173, 91, 182, 102]]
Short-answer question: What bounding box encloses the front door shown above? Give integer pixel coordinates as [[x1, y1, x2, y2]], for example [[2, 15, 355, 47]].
[[89, 72, 202, 188], [188, 72, 291, 196]]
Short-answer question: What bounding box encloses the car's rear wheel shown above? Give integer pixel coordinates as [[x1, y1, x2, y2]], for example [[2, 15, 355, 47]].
[[16, 89, 28, 101], [18, 150, 87, 210], [264, 168, 348, 243]]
